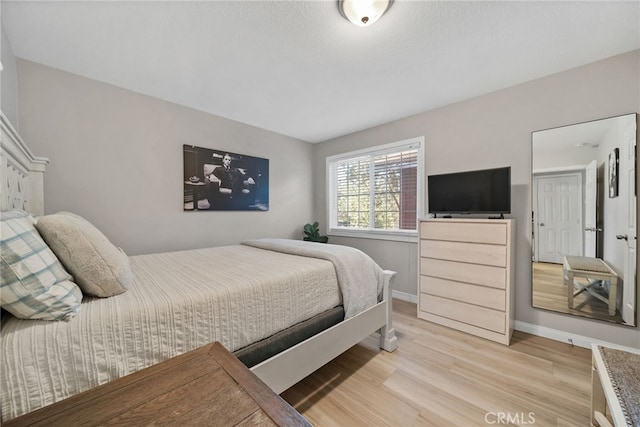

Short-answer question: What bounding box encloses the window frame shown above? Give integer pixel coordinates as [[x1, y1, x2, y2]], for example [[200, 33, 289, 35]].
[[326, 137, 424, 242]]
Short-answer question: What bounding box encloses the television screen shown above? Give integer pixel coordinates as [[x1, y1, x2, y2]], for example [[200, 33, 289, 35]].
[[427, 167, 511, 214]]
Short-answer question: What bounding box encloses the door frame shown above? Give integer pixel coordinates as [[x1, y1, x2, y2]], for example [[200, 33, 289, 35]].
[[584, 160, 598, 258], [532, 166, 586, 262], [621, 121, 637, 325]]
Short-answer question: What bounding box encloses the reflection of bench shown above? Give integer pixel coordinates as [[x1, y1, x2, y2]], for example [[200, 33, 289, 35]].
[[591, 344, 640, 427], [563, 256, 618, 316]]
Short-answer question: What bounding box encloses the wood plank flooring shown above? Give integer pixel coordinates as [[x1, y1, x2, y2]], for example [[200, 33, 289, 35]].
[[282, 299, 592, 426], [533, 261, 622, 323]]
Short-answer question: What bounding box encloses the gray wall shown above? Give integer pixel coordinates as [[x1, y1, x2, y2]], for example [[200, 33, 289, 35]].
[[313, 50, 639, 348], [1, 21, 19, 126], [14, 50, 640, 347], [598, 120, 631, 277], [17, 59, 315, 255]]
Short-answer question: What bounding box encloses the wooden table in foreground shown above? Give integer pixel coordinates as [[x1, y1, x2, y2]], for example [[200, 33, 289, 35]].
[[5, 342, 311, 427]]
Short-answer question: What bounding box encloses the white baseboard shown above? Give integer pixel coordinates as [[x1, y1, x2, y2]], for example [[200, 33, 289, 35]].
[[390, 297, 636, 352], [514, 320, 639, 352], [392, 290, 417, 304]]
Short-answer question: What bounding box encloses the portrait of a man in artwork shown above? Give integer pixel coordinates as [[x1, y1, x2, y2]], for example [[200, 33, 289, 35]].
[[183, 145, 269, 211]]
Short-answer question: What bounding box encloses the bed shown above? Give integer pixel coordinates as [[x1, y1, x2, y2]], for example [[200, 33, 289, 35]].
[[0, 112, 398, 422]]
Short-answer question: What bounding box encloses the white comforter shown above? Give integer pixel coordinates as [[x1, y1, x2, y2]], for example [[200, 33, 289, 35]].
[[2, 242, 379, 421], [243, 238, 384, 318]]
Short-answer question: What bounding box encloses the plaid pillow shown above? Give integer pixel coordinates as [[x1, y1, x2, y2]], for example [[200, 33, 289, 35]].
[[0, 210, 82, 321]]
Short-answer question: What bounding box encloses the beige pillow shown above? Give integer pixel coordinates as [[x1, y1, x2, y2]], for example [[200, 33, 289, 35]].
[[35, 212, 132, 297]]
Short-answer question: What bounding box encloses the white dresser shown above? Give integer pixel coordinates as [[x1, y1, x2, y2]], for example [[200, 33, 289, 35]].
[[417, 218, 516, 345]]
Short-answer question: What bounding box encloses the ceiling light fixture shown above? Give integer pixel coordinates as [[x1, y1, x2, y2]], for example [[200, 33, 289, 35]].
[[338, 0, 393, 27], [575, 142, 599, 148]]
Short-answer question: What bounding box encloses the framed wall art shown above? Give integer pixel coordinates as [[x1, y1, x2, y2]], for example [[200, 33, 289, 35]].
[[183, 145, 269, 211], [608, 148, 619, 198]]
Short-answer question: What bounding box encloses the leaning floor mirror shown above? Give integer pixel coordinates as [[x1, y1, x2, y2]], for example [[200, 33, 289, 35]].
[[531, 113, 637, 326]]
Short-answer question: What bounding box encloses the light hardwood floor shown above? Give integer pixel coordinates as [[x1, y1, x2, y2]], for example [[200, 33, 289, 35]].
[[282, 299, 592, 426], [533, 261, 622, 323]]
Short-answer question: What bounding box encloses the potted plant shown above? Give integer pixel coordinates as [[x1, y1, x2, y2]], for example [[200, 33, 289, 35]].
[[303, 222, 328, 243]]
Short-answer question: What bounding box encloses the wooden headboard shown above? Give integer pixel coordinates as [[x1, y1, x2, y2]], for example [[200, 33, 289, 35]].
[[0, 112, 49, 215]]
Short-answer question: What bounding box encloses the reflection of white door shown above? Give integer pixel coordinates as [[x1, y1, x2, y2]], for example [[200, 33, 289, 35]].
[[584, 160, 597, 258], [535, 173, 583, 263], [622, 122, 636, 325]]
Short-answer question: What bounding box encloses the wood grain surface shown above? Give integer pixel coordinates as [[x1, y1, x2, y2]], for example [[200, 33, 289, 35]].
[[283, 299, 592, 426], [5, 342, 310, 427]]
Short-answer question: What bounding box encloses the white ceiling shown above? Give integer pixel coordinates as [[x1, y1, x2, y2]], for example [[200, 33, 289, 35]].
[[533, 115, 621, 153], [3, 1, 639, 143]]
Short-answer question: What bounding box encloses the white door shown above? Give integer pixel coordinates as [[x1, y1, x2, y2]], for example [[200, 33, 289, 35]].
[[535, 173, 583, 263], [622, 122, 637, 325], [584, 160, 598, 258]]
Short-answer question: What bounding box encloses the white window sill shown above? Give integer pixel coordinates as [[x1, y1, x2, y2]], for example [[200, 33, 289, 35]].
[[328, 228, 418, 243]]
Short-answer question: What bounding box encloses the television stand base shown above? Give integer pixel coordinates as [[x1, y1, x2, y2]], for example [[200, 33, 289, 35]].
[[488, 214, 505, 219]]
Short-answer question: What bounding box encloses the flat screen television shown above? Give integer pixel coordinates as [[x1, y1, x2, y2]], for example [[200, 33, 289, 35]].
[[427, 167, 511, 215]]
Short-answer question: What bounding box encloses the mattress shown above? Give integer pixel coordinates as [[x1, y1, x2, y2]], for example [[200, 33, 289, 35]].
[[234, 305, 345, 368], [1, 244, 342, 421]]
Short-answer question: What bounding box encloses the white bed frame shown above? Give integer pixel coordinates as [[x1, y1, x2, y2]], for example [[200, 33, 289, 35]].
[[253, 270, 397, 393], [0, 110, 398, 394], [0, 113, 48, 215]]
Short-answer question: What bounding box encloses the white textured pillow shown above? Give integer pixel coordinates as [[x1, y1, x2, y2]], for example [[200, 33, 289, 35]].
[[35, 212, 132, 297], [0, 210, 82, 320]]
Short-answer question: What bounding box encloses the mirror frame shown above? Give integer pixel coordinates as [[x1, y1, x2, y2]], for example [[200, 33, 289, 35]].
[[531, 113, 638, 327]]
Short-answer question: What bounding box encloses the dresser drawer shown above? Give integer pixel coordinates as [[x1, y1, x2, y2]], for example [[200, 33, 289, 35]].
[[420, 275, 506, 311], [420, 221, 507, 245], [420, 258, 506, 289], [419, 294, 505, 334], [420, 239, 507, 267]]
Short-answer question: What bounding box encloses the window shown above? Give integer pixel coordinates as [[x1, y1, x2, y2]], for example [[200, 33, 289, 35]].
[[327, 137, 423, 241]]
